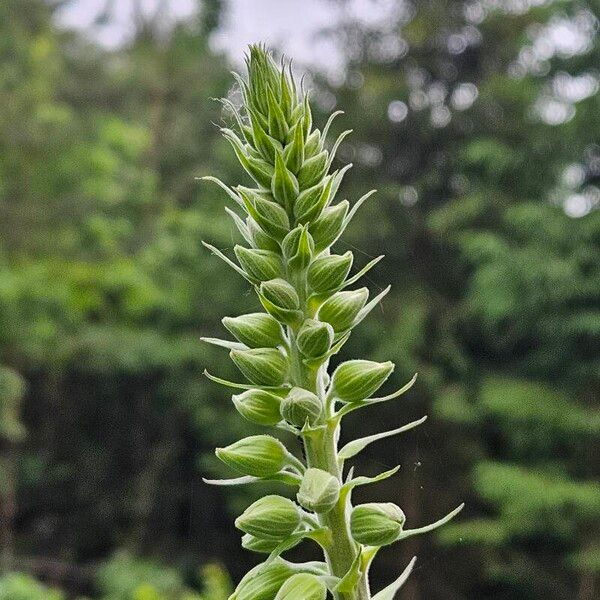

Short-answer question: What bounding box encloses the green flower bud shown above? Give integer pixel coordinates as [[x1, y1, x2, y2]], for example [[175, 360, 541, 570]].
[[294, 176, 333, 224], [318, 288, 368, 332], [222, 312, 284, 348], [259, 279, 303, 326], [230, 348, 288, 386], [239, 187, 290, 241], [279, 68, 295, 122], [234, 246, 282, 281], [280, 387, 322, 427], [308, 252, 353, 294], [247, 216, 280, 252], [301, 94, 312, 141], [232, 558, 294, 600], [282, 226, 314, 270], [274, 573, 327, 600], [272, 151, 299, 213], [248, 107, 281, 163], [232, 389, 282, 426], [267, 86, 289, 142], [235, 495, 301, 541], [222, 129, 274, 188], [260, 278, 300, 310], [298, 150, 328, 189], [296, 319, 334, 358], [216, 435, 288, 477], [297, 468, 340, 514], [304, 129, 321, 158], [283, 123, 304, 174], [309, 201, 349, 253], [331, 359, 394, 402], [350, 502, 406, 546], [241, 533, 302, 554]]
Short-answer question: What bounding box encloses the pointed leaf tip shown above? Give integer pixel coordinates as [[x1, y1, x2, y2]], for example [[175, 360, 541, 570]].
[[372, 557, 417, 600]]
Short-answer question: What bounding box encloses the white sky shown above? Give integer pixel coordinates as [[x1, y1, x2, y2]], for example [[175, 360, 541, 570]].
[[56, 0, 351, 72]]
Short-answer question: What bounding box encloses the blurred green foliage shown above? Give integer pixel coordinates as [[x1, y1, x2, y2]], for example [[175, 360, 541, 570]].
[[0, 573, 64, 600], [0, 0, 598, 599]]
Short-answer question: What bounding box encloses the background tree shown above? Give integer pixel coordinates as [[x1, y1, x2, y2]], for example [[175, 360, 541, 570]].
[[0, 0, 598, 598], [317, 0, 600, 597]]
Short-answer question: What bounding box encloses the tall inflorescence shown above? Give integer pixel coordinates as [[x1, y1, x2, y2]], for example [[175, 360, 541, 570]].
[[201, 45, 463, 600]]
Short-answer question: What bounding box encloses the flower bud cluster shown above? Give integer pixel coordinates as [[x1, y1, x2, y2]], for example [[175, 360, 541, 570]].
[[203, 44, 461, 600]]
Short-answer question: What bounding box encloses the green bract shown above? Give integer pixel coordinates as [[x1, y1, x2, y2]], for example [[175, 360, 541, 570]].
[[202, 44, 462, 600]]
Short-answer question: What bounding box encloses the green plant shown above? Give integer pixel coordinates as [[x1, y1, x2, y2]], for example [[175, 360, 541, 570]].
[[202, 45, 463, 600]]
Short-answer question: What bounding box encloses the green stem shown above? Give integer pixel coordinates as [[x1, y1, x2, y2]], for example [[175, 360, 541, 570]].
[[288, 324, 370, 600]]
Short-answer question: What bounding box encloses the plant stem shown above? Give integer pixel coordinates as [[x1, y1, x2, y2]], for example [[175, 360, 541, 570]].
[[288, 325, 370, 600]]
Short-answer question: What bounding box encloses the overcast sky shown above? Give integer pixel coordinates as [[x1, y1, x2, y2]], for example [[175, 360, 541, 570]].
[[56, 0, 366, 72]]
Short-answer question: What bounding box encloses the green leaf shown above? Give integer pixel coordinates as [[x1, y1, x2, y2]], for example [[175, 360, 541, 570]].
[[335, 553, 362, 594], [272, 150, 299, 213], [203, 369, 288, 391], [342, 255, 384, 289], [199, 175, 245, 209], [342, 466, 401, 492], [371, 557, 417, 600], [397, 504, 465, 541], [200, 337, 247, 351], [202, 241, 253, 283], [336, 373, 418, 418], [265, 527, 330, 567], [338, 416, 427, 460]]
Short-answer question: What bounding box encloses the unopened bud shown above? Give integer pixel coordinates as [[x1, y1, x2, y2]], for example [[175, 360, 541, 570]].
[[232, 558, 295, 600], [234, 246, 281, 282], [274, 573, 327, 600], [308, 252, 353, 294], [222, 312, 284, 348], [309, 201, 349, 253], [318, 288, 368, 332], [259, 279, 303, 326], [230, 348, 288, 386], [283, 123, 304, 174], [350, 502, 406, 546], [280, 387, 322, 427], [298, 150, 328, 189], [282, 226, 314, 270], [297, 468, 340, 514], [331, 359, 394, 403], [247, 217, 280, 252], [216, 435, 288, 477], [294, 177, 332, 224], [272, 151, 299, 212], [232, 389, 282, 426], [260, 279, 300, 310], [304, 129, 322, 158], [296, 319, 334, 358], [239, 187, 290, 241], [235, 495, 301, 541]]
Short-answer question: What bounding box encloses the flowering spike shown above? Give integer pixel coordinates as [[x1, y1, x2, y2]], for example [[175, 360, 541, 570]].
[[201, 44, 461, 599]]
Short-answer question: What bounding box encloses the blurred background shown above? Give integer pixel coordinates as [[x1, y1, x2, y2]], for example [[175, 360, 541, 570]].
[[0, 0, 599, 598]]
